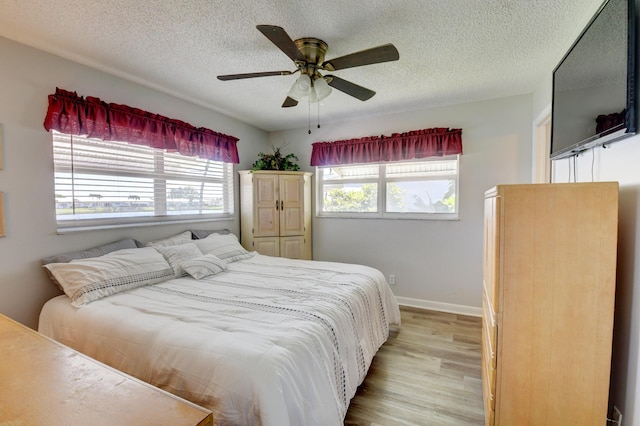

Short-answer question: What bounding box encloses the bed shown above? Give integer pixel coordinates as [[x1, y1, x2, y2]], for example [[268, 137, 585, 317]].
[[38, 232, 400, 426]]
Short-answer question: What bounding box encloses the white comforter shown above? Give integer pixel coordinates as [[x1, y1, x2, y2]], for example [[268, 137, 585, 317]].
[[39, 254, 400, 426]]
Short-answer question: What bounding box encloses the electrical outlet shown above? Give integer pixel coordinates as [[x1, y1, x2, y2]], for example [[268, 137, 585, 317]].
[[613, 406, 622, 425], [388, 274, 396, 285]]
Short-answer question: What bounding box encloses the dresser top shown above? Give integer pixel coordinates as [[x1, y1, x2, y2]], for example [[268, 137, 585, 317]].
[[0, 314, 212, 426]]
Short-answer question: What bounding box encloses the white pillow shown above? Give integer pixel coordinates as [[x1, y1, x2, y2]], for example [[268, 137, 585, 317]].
[[43, 247, 173, 307], [181, 254, 228, 280], [154, 243, 203, 278], [194, 233, 255, 262], [144, 231, 192, 247]]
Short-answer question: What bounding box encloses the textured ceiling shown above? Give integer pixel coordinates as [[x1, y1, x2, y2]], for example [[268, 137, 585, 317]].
[[0, 0, 605, 132]]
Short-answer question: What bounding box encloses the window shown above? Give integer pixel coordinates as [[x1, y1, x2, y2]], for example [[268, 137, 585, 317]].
[[316, 156, 459, 219], [53, 132, 234, 230]]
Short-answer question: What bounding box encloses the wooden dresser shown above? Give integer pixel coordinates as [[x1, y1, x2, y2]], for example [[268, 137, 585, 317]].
[[0, 314, 213, 425], [482, 182, 618, 425]]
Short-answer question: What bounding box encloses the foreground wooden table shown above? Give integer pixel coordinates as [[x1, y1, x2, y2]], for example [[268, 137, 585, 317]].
[[0, 314, 213, 425]]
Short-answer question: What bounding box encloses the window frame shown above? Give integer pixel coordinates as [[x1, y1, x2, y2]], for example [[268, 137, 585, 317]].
[[53, 132, 235, 232], [315, 155, 460, 220]]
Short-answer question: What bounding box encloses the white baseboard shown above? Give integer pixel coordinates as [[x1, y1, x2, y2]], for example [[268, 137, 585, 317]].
[[396, 296, 482, 317]]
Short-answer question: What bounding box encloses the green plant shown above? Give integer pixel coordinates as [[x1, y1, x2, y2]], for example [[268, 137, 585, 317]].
[[251, 146, 300, 171]]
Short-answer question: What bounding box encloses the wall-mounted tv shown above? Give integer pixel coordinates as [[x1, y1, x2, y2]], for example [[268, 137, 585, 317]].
[[550, 0, 637, 160]]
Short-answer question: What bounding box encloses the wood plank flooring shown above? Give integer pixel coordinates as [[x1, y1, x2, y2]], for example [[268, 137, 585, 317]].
[[344, 306, 484, 426]]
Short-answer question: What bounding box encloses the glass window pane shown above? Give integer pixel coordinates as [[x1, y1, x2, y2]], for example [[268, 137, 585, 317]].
[[386, 180, 456, 213], [55, 172, 155, 221], [165, 180, 226, 215], [317, 155, 459, 219], [322, 183, 378, 212]]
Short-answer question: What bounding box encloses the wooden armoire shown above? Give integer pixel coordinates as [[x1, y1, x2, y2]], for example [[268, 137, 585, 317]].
[[482, 182, 618, 425], [239, 170, 312, 260]]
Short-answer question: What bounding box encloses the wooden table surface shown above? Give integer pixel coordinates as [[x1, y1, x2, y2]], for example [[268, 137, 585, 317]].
[[0, 314, 213, 425]]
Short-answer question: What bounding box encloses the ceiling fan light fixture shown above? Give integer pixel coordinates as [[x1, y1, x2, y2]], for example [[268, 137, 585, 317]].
[[313, 76, 332, 101], [288, 74, 312, 100], [296, 74, 311, 92]]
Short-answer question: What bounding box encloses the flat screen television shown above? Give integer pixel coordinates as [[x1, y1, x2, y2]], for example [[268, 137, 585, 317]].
[[550, 0, 637, 160]]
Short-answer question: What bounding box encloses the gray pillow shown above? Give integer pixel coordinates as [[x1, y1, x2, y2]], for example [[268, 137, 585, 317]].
[[144, 231, 192, 247], [41, 238, 143, 265]]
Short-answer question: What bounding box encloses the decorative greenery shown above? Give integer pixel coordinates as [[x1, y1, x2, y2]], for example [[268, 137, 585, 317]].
[[251, 146, 300, 171]]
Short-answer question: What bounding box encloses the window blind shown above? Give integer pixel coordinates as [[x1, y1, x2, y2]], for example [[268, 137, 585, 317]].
[[53, 132, 233, 229]]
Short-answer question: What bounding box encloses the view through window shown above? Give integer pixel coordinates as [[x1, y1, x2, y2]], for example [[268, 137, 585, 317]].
[[316, 156, 459, 219]]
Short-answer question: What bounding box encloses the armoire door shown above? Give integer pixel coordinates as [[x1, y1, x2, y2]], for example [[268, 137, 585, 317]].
[[280, 236, 305, 259], [253, 237, 280, 257], [279, 174, 305, 236], [253, 174, 279, 237]]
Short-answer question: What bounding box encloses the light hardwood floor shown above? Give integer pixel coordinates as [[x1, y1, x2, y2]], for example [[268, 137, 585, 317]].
[[344, 306, 484, 426]]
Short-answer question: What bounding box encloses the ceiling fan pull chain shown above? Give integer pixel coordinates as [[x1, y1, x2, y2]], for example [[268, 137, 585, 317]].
[[308, 100, 312, 134], [317, 101, 321, 129]]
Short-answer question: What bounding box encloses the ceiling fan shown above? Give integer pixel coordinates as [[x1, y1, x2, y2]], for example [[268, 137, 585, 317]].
[[217, 25, 400, 108]]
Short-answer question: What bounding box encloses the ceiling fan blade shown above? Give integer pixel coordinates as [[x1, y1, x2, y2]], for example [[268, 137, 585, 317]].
[[217, 70, 293, 81], [282, 96, 299, 108], [256, 25, 307, 63], [322, 44, 399, 71], [326, 76, 376, 101]]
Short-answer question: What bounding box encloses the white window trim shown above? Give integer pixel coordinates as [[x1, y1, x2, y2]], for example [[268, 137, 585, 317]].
[[316, 155, 459, 220]]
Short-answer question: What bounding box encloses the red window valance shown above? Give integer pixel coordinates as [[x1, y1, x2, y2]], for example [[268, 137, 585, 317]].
[[309, 136, 381, 166], [310, 127, 462, 166], [43, 88, 240, 163]]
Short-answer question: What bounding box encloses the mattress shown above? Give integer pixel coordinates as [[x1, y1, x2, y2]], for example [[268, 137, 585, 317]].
[[39, 254, 400, 426]]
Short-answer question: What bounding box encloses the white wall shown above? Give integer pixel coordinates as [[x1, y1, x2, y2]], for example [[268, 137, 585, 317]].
[[552, 139, 640, 424], [269, 95, 533, 313], [0, 36, 269, 328]]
